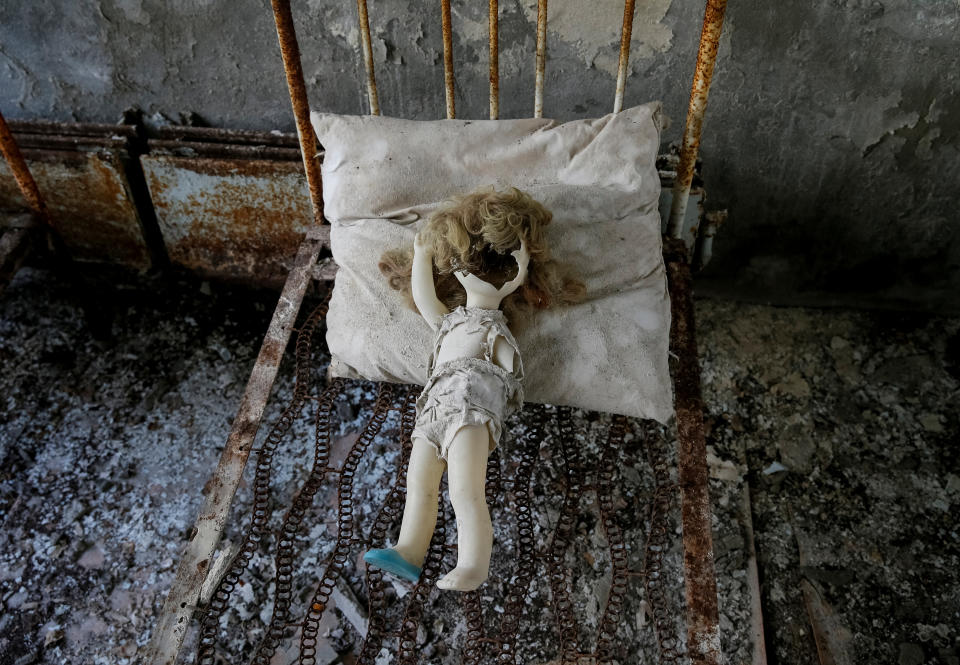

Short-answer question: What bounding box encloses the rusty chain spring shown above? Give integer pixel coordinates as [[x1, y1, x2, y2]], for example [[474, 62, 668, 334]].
[[546, 404, 588, 665], [459, 444, 507, 658], [519, 407, 676, 665], [249, 376, 342, 664], [298, 381, 396, 664], [594, 414, 630, 664], [327, 404, 668, 665], [453, 443, 506, 664], [491, 403, 546, 664], [642, 422, 683, 664], [458, 445, 499, 665], [195, 295, 330, 665], [355, 384, 418, 664], [192, 297, 678, 665]]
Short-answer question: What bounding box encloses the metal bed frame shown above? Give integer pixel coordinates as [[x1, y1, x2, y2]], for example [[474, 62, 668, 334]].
[[1, 1, 728, 663]]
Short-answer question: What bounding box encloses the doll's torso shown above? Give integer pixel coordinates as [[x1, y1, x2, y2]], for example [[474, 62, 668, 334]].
[[413, 306, 524, 460], [431, 306, 522, 376]]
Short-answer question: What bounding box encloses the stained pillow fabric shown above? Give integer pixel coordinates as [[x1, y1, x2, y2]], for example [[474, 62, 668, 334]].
[[311, 102, 673, 423]]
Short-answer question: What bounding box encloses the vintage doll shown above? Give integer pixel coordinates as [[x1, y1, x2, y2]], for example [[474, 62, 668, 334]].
[[365, 187, 584, 591]]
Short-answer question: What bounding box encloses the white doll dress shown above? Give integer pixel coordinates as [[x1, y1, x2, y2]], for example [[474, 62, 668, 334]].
[[411, 306, 524, 460]]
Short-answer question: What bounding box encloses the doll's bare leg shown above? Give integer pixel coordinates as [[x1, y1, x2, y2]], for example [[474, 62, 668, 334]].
[[392, 436, 446, 568], [437, 424, 492, 591]]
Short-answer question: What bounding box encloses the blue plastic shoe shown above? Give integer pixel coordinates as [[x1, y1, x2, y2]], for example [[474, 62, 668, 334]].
[[363, 548, 422, 582]]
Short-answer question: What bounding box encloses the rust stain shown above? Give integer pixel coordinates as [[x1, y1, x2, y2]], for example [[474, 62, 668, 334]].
[[257, 337, 286, 369], [229, 414, 263, 447], [143, 155, 314, 286], [0, 148, 150, 269]]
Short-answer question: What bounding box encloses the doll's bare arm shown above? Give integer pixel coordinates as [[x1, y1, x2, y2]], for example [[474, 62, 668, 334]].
[[492, 335, 515, 372], [411, 232, 449, 330]]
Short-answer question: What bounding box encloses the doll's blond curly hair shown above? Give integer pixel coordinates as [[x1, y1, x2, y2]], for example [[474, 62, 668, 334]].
[[379, 187, 585, 316]]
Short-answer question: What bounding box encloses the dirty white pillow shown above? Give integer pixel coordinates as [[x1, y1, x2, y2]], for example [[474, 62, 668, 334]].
[[311, 103, 673, 422]]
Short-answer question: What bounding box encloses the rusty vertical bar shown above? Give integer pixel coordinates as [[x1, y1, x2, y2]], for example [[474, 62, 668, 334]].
[[533, 0, 548, 118], [0, 110, 52, 227], [145, 235, 323, 665], [665, 238, 722, 665], [613, 0, 636, 113], [440, 0, 456, 119], [667, 0, 727, 238], [357, 0, 381, 115], [270, 0, 325, 226], [489, 0, 499, 119]]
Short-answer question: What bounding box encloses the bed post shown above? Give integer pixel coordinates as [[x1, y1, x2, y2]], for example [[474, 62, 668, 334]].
[[440, 0, 456, 119], [668, 0, 727, 240], [533, 0, 548, 118], [613, 0, 637, 113], [357, 0, 381, 116], [489, 0, 500, 119], [270, 0, 326, 226]]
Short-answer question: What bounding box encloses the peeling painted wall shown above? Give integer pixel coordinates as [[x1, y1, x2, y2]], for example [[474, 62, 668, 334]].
[[1, 0, 958, 310]]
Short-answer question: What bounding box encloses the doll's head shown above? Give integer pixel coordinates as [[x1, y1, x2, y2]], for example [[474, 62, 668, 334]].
[[379, 187, 585, 316]]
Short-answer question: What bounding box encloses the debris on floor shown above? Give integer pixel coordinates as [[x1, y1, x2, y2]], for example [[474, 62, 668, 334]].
[[699, 303, 960, 665]]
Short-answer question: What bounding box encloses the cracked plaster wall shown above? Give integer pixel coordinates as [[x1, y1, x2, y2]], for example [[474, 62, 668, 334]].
[[1, 0, 958, 311]]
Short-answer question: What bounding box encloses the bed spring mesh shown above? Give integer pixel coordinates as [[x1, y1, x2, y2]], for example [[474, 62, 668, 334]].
[[194, 302, 684, 665]]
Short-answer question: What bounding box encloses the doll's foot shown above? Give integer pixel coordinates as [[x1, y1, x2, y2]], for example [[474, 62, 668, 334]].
[[363, 548, 421, 583], [436, 566, 488, 592]]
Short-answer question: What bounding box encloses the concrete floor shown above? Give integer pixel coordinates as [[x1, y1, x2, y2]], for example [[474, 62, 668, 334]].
[[0, 264, 957, 665]]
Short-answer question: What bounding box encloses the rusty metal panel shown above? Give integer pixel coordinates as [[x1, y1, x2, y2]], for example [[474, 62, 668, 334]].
[[0, 143, 151, 270], [142, 152, 313, 285]]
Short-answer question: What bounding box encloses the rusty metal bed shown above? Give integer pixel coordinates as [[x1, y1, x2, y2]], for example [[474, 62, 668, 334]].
[[1, 1, 729, 663]]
